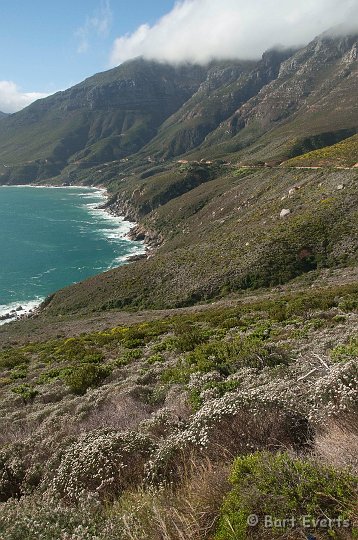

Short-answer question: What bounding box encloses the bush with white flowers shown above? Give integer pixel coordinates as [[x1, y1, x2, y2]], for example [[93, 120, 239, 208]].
[[146, 386, 310, 483], [310, 360, 358, 419], [49, 429, 156, 502]]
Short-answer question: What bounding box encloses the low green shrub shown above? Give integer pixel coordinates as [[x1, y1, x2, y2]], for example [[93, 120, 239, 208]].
[[9, 364, 28, 380], [331, 337, 358, 363], [0, 349, 29, 370], [115, 349, 142, 366], [173, 322, 211, 352], [62, 364, 111, 395], [215, 452, 357, 540], [161, 362, 191, 384], [339, 296, 358, 312], [11, 384, 38, 403], [146, 353, 165, 365], [186, 336, 289, 375], [36, 368, 62, 385]]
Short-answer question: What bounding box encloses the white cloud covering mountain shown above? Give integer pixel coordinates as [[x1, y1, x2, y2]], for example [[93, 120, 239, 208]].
[[0, 81, 50, 114], [110, 0, 358, 66]]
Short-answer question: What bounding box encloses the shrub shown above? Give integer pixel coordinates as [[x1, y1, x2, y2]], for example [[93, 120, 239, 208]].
[[215, 452, 357, 540], [49, 429, 155, 501], [339, 296, 358, 312], [0, 349, 29, 370], [0, 448, 25, 502], [186, 337, 289, 376], [115, 348, 142, 366], [146, 353, 165, 365], [9, 364, 28, 380], [122, 327, 148, 348], [147, 391, 312, 485], [152, 336, 178, 352], [331, 337, 358, 363], [221, 317, 244, 329], [311, 360, 358, 418], [0, 494, 104, 539], [62, 364, 111, 395], [188, 372, 243, 410], [11, 384, 39, 403], [173, 322, 211, 352]]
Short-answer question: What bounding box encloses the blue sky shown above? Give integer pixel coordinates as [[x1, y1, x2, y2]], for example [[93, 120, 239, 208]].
[[1, 0, 356, 112]]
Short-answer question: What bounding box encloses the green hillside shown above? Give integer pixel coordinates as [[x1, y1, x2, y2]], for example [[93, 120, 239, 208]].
[[284, 133, 358, 167], [39, 165, 357, 317]]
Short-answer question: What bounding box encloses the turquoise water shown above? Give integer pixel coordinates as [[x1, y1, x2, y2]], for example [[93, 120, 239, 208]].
[[0, 186, 143, 319]]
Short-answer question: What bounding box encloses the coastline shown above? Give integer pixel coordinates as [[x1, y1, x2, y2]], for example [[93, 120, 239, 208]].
[[0, 184, 147, 325]]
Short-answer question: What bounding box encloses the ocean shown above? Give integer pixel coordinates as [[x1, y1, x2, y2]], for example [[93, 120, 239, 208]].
[[0, 186, 144, 323]]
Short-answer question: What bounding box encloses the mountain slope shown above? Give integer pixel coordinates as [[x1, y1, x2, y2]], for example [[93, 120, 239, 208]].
[[198, 32, 358, 162], [0, 59, 207, 183], [40, 164, 358, 316], [0, 30, 357, 186], [140, 50, 295, 160]]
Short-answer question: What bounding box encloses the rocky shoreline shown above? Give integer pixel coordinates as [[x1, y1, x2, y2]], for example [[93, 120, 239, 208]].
[[0, 303, 41, 325], [104, 192, 163, 256]]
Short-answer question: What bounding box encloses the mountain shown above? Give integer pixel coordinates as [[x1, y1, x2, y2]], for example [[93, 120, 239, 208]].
[[200, 32, 358, 162], [0, 60, 208, 183], [140, 49, 295, 159], [0, 31, 357, 185]]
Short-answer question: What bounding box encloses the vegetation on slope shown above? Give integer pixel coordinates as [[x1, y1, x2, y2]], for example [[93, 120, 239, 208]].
[[284, 133, 358, 168], [0, 284, 357, 538], [39, 167, 358, 316]]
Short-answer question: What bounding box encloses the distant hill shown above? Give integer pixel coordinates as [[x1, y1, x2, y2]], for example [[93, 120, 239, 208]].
[[0, 30, 357, 184], [0, 111, 7, 119]]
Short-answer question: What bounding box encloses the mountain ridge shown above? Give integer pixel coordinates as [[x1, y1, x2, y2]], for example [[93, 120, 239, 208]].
[[0, 30, 357, 185]]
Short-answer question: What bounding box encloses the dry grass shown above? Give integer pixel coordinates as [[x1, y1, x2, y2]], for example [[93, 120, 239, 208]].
[[113, 458, 230, 540], [315, 413, 358, 473]]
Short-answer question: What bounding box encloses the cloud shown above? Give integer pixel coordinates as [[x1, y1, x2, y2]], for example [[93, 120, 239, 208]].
[[110, 0, 358, 66], [0, 81, 50, 113], [76, 0, 112, 53]]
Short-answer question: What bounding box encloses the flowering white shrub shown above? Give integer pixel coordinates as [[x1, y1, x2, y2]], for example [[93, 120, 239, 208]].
[[310, 360, 358, 420], [146, 386, 310, 483], [49, 429, 156, 501], [187, 371, 222, 391], [0, 494, 102, 540], [139, 408, 185, 438]]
